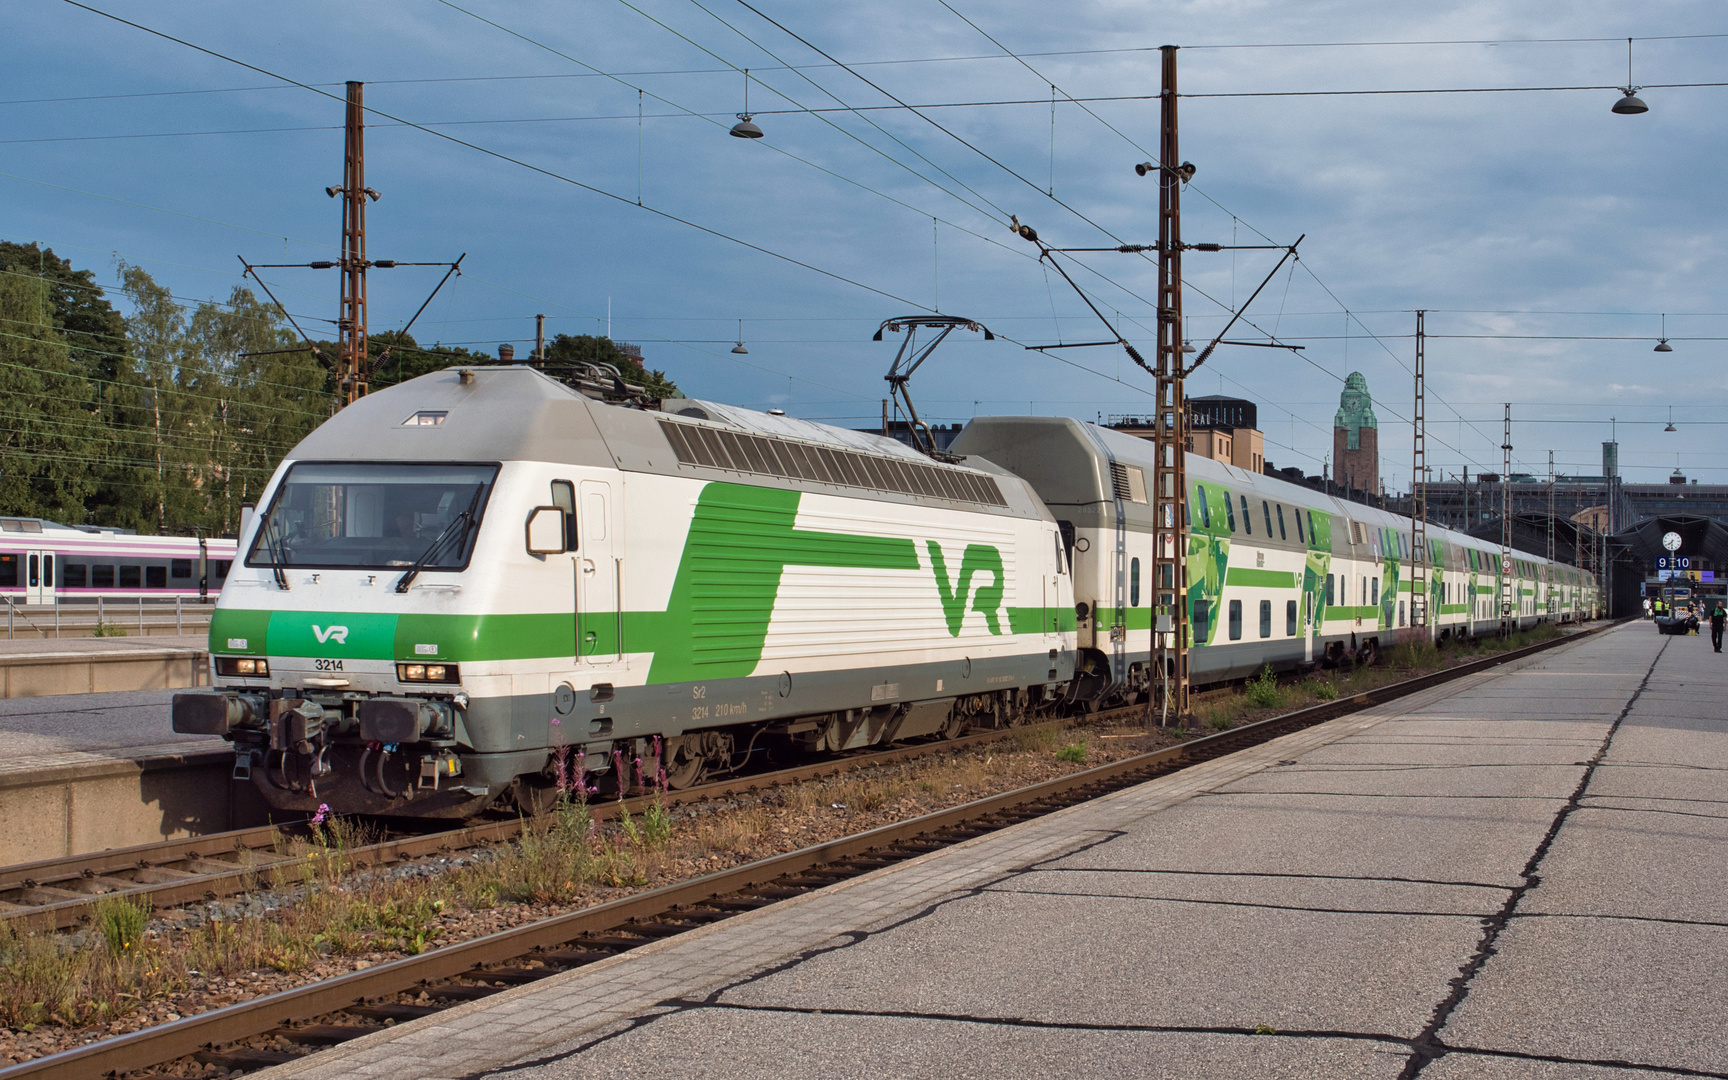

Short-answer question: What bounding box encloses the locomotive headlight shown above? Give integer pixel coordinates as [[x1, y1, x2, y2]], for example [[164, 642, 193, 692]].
[[217, 656, 269, 677], [397, 662, 460, 684]]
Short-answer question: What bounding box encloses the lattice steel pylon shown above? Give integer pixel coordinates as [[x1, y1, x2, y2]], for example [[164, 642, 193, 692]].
[[1410, 311, 1431, 636], [335, 81, 375, 408], [1500, 404, 1514, 635], [1151, 44, 1191, 725], [1555, 445, 1569, 615]]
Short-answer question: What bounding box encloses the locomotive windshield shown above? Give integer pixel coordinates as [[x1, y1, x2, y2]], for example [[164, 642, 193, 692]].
[[247, 462, 499, 570]]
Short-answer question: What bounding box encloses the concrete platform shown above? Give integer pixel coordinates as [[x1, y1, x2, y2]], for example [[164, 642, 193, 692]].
[[0, 683, 267, 863], [256, 622, 1728, 1080], [0, 634, 210, 699]]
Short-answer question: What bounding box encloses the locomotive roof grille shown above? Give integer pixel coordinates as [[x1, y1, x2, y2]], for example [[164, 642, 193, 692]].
[[659, 418, 1007, 507]]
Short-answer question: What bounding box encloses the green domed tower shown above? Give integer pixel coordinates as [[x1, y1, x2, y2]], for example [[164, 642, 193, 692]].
[[1332, 371, 1379, 494]]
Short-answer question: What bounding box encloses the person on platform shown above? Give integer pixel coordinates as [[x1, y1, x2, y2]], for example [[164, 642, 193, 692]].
[[1711, 602, 1726, 654]]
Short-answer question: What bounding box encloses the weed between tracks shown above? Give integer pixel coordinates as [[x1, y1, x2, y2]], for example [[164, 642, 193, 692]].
[[0, 717, 1184, 1065], [1192, 622, 1566, 731]]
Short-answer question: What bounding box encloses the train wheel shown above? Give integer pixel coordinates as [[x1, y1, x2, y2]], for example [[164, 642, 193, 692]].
[[940, 711, 968, 740], [663, 739, 708, 790]]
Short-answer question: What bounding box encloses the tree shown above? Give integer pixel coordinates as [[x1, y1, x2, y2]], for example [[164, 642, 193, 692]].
[[0, 272, 101, 520], [541, 334, 680, 398], [189, 287, 328, 534], [366, 331, 489, 392]]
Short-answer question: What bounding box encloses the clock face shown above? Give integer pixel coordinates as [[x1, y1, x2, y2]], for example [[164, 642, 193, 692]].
[[1663, 531, 1683, 552]]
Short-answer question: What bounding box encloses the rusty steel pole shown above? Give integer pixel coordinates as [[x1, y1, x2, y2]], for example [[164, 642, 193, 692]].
[[1151, 44, 1191, 725], [336, 81, 373, 408]]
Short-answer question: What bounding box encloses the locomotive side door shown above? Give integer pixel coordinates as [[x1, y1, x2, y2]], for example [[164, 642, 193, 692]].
[[577, 480, 620, 665], [26, 549, 55, 605]]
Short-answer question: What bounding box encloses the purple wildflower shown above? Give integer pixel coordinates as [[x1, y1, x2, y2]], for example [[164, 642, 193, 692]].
[[310, 803, 329, 826]]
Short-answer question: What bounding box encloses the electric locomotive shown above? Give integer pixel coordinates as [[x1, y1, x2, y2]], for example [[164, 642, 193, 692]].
[[174, 365, 1597, 818], [174, 365, 1075, 817]]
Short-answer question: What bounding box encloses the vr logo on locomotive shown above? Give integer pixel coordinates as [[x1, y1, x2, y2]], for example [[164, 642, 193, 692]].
[[312, 624, 350, 645]]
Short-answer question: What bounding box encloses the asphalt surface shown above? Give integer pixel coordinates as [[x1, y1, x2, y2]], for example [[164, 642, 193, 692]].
[[260, 621, 1728, 1080], [0, 688, 206, 758]]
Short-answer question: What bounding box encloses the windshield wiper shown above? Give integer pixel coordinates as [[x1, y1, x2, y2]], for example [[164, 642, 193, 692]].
[[394, 509, 474, 593], [263, 517, 289, 590]]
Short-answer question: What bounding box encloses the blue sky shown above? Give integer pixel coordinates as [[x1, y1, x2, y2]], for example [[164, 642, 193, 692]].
[[6, 0, 1725, 485]]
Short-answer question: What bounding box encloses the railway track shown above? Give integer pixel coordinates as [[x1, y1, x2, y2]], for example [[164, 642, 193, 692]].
[[0, 720, 1120, 931], [0, 621, 1607, 1080]]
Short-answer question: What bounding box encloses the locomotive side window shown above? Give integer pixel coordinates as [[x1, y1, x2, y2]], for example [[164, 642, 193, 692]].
[[550, 480, 577, 551]]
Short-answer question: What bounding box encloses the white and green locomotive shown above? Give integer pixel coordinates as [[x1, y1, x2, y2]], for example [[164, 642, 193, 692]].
[[174, 366, 1596, 817]]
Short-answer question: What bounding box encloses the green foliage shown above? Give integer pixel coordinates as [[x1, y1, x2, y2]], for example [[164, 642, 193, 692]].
[[1306, 678, 1339, 701], [542, 334, 681, 398], [1245, 664, 1283, 707], [642, 797, 673, 849], [94, 893, 151, 957], [1055, 742, 1088, 764], [0, 245, 687, 539], [90, 619, 127, 637]]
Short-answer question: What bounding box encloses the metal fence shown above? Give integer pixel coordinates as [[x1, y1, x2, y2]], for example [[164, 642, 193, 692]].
[[2, 596, 214, 639]]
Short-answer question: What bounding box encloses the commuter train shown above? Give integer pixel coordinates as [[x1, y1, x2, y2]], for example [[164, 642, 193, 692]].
[[173, 366, 1598, 818], [0, 518, 237, 605]]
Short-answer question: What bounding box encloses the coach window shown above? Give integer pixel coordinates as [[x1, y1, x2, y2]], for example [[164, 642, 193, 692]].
[[63, 564, 86, 588], [1399, 601, 1406, 627], [1371, 578, 1379, 605], [119, 566, 141, 588], [171, 559, 192, 579], [1276, 504, 1288, 541], [1259, 599, 1272, 638], [214, 561, 231, 579], [1262, 500, 1274, 537], [1195, 485, 1210, 529], [1240, 496, 1252, 536], [1286, 600, 1298, 635], [146, 566, 167, 589], [1229, 600, 1243, 640], [92, 565, 115, 588], [0, 554, 15, 588], [1326, 573, 1335, 606], [1224, 493, 1237, 532], [1130, 558, 1141, 606]]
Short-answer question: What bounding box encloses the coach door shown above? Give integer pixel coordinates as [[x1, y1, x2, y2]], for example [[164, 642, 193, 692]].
[[577, 480, 620, 665], [26, 550, 55, 605]]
